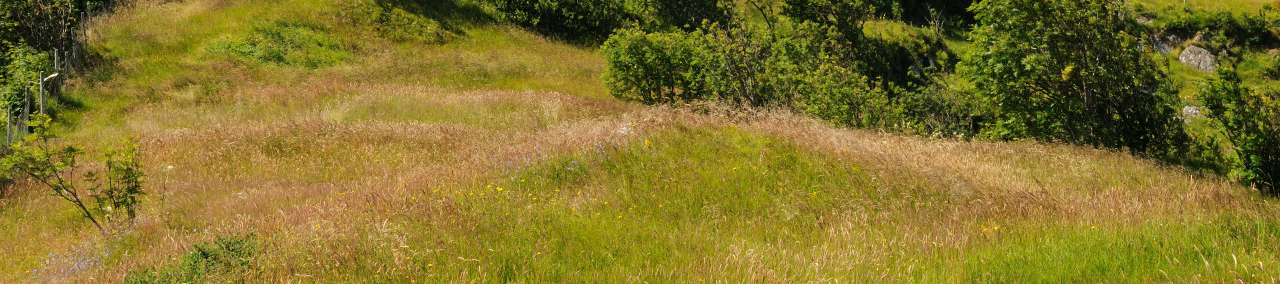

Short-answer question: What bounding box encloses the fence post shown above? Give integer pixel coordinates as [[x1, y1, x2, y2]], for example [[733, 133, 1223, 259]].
[[39, 71, 46, 115]]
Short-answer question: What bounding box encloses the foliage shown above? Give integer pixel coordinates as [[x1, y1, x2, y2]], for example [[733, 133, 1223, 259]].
[[0, 0, 105, 54], [1146, 7, 1280, 48], [604, 20, 974, 136], [206, 21, 351, 69], [2, 114, 145, 233], [961, 0, 1186, 155], [602, 29, 711, 104], [645, 0, 733, 31], [1202, 66, 1280, 193], [1, 43, 53, 120], [125, 234, 260, 283], [340, 0, 455, 44], [781, 0, 872, 43], [486, 0, 638, 44]]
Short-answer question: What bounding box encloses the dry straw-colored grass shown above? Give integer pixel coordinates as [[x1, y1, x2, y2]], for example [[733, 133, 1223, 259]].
[[4, 0, 1279, 281]]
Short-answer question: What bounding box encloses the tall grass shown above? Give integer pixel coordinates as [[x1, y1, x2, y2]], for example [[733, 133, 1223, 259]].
[[2, 0, 1279, 282]]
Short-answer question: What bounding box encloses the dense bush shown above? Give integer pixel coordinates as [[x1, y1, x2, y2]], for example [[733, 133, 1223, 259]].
[[1202, 66, 1280, 193], [602, 29, 710, 105], [340, 0, 455, 43], [1149, 8, 1279, 48], [604, 20, 972, 135], [1, 44, 53, 121], [126, 234, 260, 283], [962, 0, 1186, 155], [781, 0, 872, 43], [487, 0, 638, 44], [646, 0, 733, 31], [206, 21, 351, 69]]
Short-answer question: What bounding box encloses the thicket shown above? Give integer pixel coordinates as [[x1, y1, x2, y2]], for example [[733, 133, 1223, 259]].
[[962, 0, 1186, 156], [2, 1, 149, 229], [603, 0, 974, 136], [485, 0, 639, 44], [1138, 6, 1280, 49], [205, 20, 351, 69], [1202, 66, 1280, 193], [125, 234, 260, 283], [483, 0, 741, 44]]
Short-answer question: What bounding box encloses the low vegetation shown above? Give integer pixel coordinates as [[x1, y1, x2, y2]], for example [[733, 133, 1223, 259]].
[[1, 0, 1280, 282]]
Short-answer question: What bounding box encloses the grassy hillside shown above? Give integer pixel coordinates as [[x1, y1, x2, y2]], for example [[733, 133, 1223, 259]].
[[3, 0, 1280, 282]]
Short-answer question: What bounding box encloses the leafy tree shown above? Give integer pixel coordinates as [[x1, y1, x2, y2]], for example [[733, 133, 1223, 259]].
[[3, 114, 146, 233], [1202, 66, 1280, 193], [647, 0, 733, 31], [487, 0, 637, 44], [961, 0, 1185, 155], [781, 0, 871, 43]]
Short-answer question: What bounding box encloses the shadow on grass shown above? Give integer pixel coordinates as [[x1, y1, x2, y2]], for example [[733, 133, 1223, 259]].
[[375, 0, 497, 35]]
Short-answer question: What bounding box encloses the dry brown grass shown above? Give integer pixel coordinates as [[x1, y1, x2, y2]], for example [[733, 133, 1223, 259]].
[[6, 0, 1280, 281]]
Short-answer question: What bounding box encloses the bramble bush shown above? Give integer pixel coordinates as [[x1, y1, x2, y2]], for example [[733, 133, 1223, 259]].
[[961, 0, 1187, 156], [1202, 66, 1280, 193]]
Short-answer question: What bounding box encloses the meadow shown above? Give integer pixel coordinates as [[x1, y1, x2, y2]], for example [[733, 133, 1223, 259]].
[[2, 0, 1279, 282]]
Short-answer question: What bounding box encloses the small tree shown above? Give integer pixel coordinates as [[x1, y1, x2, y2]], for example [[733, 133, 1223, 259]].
[[961, 0, 1186, 155], [1202, 66, 1280, 193], [3, 114, 145, 233]]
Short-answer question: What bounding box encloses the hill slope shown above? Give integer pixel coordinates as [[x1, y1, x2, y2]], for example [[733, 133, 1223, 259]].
[[2, 0, 1280, 282]]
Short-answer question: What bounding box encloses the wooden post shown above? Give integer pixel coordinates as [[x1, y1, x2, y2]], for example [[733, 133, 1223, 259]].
[[39, 71, 45, 115]]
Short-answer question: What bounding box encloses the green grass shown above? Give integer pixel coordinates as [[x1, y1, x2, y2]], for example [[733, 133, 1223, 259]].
[[4, 0, 1280, 282], [1133, 0, 1277, 14]]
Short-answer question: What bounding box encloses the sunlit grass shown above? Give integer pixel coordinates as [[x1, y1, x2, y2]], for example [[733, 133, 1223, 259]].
[[4, 0, 1280, 282]]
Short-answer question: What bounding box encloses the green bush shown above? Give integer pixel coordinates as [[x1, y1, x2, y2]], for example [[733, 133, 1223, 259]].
[[1152, 8, 1279, 48], [645, 0, 733, 31], [602, 29, 711, 104], [340, 0, 454, 43], [3, 114, 146, 233], [1202, 66, 1280, 193], [487, 0, 638, 44], [125, 234, 260, 283], [604, 21, 974, 135], [1, 44, 52, 120], [781, 0, 872, 43], [206, 21, 351, 69], [961, 0, 1186, 155]]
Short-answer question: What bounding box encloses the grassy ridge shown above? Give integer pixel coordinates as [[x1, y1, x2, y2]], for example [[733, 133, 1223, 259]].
[[1, 0, 1279, 282]]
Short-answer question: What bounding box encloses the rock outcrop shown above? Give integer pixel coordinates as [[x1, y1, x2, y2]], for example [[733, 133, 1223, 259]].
[[1179, 45, 1217, 73]]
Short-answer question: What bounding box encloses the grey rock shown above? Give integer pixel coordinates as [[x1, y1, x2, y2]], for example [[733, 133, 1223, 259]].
[[1182, 106, 1205, 120], [1179, 45, 1217, 73]]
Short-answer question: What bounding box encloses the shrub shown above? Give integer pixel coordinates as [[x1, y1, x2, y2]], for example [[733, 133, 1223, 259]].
[[340, 0, 454, 44], [2, 114, 146, 233], [2, 43, 53, 117], [487, 0, 637, 44], [646, 0, 733, 31], [781, 0, 872, 43], [604, 22, 971, 134], [602, 29, 711, 104], [1157, 9, 1279, 48], [125, 234, 260, 283], [961, 0, 1186, 155], [1202, 66, 1280, 193], [206, 21, 351, 69]]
